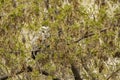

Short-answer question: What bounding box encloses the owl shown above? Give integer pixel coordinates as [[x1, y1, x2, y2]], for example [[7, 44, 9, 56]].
[[31, 26, 50, 59]]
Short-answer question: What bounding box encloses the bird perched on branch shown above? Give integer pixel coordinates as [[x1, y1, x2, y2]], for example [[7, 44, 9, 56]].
[[31, 26, 50, 59]]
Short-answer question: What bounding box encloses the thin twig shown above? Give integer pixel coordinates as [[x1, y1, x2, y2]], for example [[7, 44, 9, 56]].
[[74, 28, 108, 43], [107, 67, 120, 80], [0, 70, 24, 80]]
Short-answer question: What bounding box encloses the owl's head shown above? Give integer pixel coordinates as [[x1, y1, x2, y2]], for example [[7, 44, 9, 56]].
[[39, 26, 50, 33], [39, 26, 50, 40]]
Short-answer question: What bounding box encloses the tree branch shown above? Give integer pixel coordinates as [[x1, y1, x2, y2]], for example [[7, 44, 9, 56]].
[[0, 66, 60, 80], [74, 28, 108, 43], [71, 63, 83, 80], [0, 70, 24, 80], [107, 67, 120, 80]]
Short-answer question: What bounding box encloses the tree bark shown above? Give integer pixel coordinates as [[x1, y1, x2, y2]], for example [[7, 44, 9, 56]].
[[71, 63, 83, 80]]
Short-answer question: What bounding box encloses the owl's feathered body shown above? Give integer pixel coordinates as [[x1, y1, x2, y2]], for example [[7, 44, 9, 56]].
[[31, 26, 50, 59]]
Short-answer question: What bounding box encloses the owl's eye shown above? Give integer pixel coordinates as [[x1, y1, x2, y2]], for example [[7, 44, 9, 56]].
[[42, 31, 45, 33]]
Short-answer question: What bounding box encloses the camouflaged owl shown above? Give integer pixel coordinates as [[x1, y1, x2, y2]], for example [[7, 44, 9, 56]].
[[31, 26, 50, 59]]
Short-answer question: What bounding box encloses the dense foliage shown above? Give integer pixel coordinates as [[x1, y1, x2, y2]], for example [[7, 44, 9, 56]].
[[0, 0, 120, 80]]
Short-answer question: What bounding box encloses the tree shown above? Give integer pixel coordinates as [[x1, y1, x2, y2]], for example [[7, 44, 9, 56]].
[[0, 0, 120, 80]]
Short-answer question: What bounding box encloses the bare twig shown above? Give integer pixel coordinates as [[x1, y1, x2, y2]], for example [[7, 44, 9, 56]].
[[107, 67, 120, 80], [74, 28, 108, 43], [0, 70, 24, 80]]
